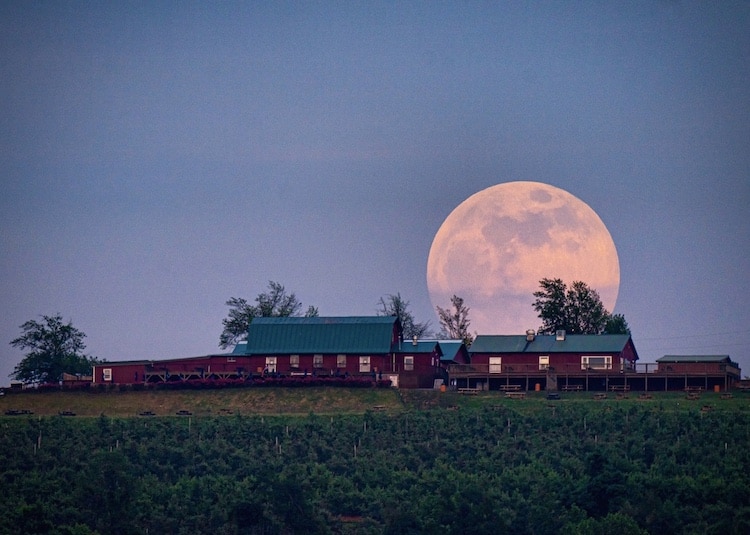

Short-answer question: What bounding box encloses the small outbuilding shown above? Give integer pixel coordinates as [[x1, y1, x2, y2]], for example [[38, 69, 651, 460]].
[[656, 355, 741, 391], [656, 355, 739, 375]]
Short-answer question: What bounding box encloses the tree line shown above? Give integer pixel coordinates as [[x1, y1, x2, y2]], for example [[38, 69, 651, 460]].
[[10, 279, 628, 384]]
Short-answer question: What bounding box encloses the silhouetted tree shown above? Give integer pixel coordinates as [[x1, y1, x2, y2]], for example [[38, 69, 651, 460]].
[[10, 314, 99, 384], [436, 295, 474, 346], [604, 313, 630, 335], [220, 281, 318, 348], [377, 292, 431, 339], [533, 278, 627, 335]]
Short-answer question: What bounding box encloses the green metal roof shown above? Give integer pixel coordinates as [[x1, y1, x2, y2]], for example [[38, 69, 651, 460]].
[[436, 340, 466, 362], [395, 340, 440, 354], [470, 334, 632, 354], [241, 316, 399, 355], [657, 355, 734, 364]]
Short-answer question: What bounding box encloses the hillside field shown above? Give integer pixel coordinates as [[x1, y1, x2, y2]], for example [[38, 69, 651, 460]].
[[2, 387, 750, 534]]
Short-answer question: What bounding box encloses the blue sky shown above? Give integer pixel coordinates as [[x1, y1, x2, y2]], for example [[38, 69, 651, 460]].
[[2, 2, 748, 384]]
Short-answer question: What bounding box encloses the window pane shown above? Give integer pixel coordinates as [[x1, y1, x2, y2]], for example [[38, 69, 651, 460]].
[[581, 356, 612, 370]]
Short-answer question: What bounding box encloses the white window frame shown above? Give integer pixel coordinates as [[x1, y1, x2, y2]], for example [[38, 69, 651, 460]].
[[403, 356, 414, 371], [313, 354, 324, 368], [102, 368, 112, 382], [337, 354, 347, 368], [489, 357, 502, 374], [289, 355, 299, 369], [265, 357, 277, 373], [359, 356, 370, 373], [539, 356, 549, 370], [581, 355, 612, 370]]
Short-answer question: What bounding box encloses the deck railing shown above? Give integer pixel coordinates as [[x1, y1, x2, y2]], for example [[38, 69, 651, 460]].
[[448, 362, 738, 376]]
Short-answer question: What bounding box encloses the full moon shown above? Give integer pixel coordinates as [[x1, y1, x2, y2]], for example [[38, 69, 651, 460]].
[[427, 181, 620, 335]]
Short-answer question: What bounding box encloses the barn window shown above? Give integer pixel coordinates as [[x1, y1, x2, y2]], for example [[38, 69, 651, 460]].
[[359, 356, 370, 373], [337, 354, 346, 368], [102, 368, 112, 382], [313, 354, 324, 368], [404, 356, 414, 371], [290, 355, 299, 369], [581, 356, 612, 370], [489, 357, 502, 374], [265, 357, 277, 373], [539, 356, 549, 370]]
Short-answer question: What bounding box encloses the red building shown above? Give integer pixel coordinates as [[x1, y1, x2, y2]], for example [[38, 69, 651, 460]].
[[238, 316, 444, 388], [455, 330, 639, 391], [92, 316, 447, 389], [656, 355, 739, 376], [655, 355, 741, 391], [92, 354, 254, 385], [394, 339, 444, 388]]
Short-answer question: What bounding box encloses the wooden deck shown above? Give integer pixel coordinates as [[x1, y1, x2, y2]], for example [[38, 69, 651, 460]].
[[447, 364, 738, 393]]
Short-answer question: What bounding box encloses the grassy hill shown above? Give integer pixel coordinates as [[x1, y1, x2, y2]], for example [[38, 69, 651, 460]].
[[1, 386, 748, 417]]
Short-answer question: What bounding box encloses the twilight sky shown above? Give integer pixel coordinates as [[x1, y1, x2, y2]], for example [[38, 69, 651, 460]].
[[2, 2, 748, 385]]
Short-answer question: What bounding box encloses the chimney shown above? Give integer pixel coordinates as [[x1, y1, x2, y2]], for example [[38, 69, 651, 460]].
[[412, 335, 418, 346], [526, 329, 535, 342], [555, 330, 566, 341]]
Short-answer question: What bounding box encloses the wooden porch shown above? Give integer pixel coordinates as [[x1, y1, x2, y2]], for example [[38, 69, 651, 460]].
[[144, 367, 249, 383], [447, 362, 739, 392]]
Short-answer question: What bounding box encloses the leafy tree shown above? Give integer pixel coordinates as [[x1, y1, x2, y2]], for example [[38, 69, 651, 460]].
[[565, 280, 609, 334], [377, 292, 431, 339], [10, 314, 99, 384], [533, 278, 627, 335], [533, 278, 569, 334], [220, 281, 318, 348], [604, 313, 630, 335], [436, 295, 474, 346]]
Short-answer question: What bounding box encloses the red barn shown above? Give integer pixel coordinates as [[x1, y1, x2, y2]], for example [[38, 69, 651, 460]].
[[236, 316, 442, 388]]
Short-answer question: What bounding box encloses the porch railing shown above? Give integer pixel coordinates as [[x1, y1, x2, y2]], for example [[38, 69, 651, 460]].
[[448, 362, 738, 376]]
